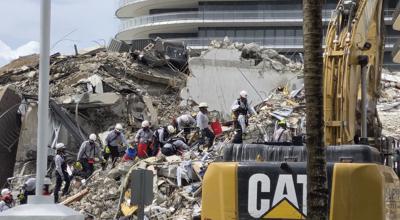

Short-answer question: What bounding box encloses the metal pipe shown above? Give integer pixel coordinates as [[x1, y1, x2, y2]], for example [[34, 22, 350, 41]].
[[35, 0, 51, 198], [361, 65, 368, 139], [358, 55, 369, 144]]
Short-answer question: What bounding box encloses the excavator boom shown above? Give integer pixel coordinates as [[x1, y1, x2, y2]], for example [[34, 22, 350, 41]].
[[323, 0, 384, 146]]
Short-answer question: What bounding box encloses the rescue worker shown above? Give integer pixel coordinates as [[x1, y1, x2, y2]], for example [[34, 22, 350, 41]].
[[231, 104, 243, 144], [0, 188, 14, 212], [176, 114, 196, 133], [105, 123, 129, 166], [19, 178, 35, 204], [54, 143, 70, 203], [196, 102, 215, 149], [153, 125, 176, 156], [77, 134, 102, 179], [19, 177, 51, 204], [231, 90, 256, 133], [135, 120, 153, 158], [273, 120, 292, 143], [161, 138, 190, 156]]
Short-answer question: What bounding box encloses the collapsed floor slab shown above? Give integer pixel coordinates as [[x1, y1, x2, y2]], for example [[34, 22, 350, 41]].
[[182, 48, 303, 118]]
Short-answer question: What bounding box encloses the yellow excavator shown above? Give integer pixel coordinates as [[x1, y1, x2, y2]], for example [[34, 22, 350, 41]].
[[201, 0, 400, 219]]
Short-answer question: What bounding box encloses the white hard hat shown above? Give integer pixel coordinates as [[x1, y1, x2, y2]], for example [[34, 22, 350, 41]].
[[141, 120, 150, 128], [240, 90, 248, 98], [1, 188, 10, 197], [167, 125, 176, 134], [56, 143, 65, 150], [89, 133, 97, 141], [199, 102, 208, 108], [115, 123, 123, 131], [44, 177, 51, 185], [232, 104, 240, 111]]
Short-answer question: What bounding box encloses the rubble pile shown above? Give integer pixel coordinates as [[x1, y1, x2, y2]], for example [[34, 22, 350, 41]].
[[378, 70, 400, 139], [209, 37, 303, 72], [152, 94, 195, 125], [68, 171, 120, 219], [65, 150, 220, 219], [0, 51, 185, 97], [245, 87, 306, 143], [0, 49, 191, 155]]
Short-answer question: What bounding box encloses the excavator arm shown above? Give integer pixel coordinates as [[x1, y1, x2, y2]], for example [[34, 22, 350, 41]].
[[323, 0, 384, 146]]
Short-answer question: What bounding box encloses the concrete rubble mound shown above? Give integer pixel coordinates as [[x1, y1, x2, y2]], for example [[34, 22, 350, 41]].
[[65, 149, 220, 219]]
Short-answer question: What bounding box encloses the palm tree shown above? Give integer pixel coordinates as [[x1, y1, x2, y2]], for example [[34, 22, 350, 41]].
[[303, 0, 329, 219]]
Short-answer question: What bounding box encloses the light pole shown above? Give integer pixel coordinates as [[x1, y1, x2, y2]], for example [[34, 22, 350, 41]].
[[0, 1, 84, 218], [34, 0, 51, 200]]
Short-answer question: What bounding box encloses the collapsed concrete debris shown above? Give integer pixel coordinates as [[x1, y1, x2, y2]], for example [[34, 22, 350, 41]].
[[64, 149, 221, 219], [0, 40, 327, 219], [244, 86, 306, 144], [132, 37, 189, 73], [378, 69, 400, 139], [0, 48, 194, 199], [1, 33, 399, 220], [182, 38, 304, 118]]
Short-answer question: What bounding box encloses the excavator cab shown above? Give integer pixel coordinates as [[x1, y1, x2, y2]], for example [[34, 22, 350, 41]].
[[201, 144, 400, 220]]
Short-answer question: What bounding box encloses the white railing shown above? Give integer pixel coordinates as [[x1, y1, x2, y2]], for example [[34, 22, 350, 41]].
[[119, 9, 395, 32], [119, 10, 306, 31]]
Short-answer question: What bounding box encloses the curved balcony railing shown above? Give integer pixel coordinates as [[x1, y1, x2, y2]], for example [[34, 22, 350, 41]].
[[119, 10, 395, 32], [118, 0, 396, 17], [120, 10, 312, 32]]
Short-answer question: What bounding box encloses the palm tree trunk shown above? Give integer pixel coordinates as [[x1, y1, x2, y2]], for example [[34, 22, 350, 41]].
[[303, 0, 329, 219]]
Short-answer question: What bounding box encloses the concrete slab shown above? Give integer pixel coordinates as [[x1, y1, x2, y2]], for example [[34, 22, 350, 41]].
[[182, 49, 303, 118], [0, 86, 21, 186]]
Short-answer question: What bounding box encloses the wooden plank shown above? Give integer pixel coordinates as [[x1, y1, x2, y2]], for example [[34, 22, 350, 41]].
[[61, 188, 89, 205]]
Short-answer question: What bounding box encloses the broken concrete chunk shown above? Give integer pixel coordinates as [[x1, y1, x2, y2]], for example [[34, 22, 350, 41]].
[[271, 60, 286, 71]]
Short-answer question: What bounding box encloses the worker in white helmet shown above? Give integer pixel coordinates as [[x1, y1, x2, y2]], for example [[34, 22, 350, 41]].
[[135, 120, 153, 158], [175, 114, 196, 132], [153, 125, 176, 156], [105, 123, 129, 167], [54, 143, 70, 203], [196, 102, 215, 149], [231, 90, 256, 133], [77, 134, 102, 178], [231, 104, 244, 144]]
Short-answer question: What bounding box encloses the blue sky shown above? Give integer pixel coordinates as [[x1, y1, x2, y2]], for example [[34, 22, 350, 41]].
[[0, 0, 118, 66]]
